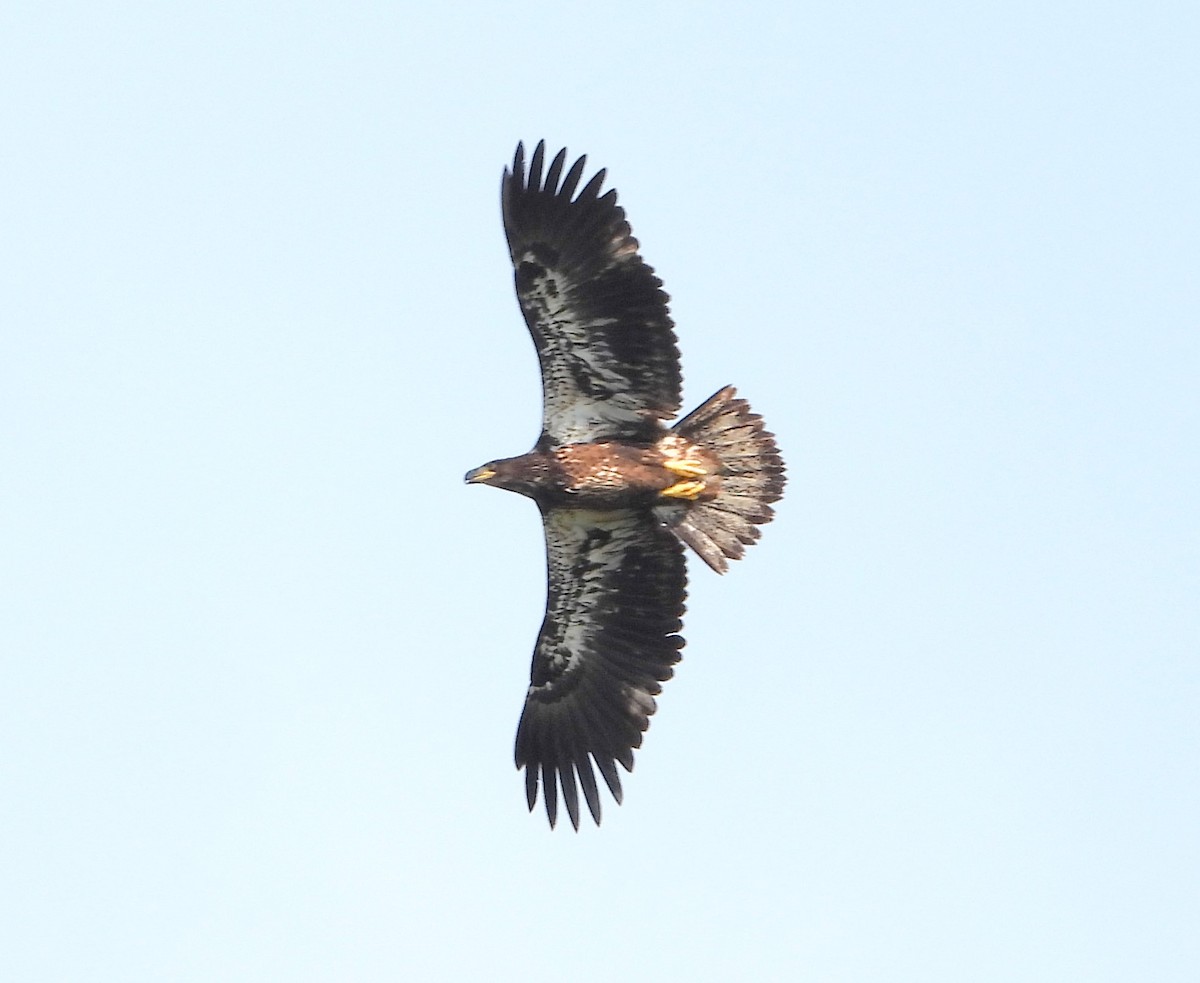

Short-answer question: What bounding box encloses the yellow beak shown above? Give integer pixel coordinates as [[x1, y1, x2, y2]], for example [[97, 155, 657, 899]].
[[464, 465, 497, 484]]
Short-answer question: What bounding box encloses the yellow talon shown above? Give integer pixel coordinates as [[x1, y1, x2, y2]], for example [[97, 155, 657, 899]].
[[663, 458, 708, 478], [660, 479, 707, 501]]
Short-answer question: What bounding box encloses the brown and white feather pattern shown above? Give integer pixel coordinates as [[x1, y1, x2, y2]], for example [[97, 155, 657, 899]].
[[654, 386, 786, 574], [502, 141, 682, 447], [514, 506, 686, 830]]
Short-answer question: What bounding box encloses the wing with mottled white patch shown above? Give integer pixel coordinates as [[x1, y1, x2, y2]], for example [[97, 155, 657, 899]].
[[515, 506, 686, 829], [502, 141, 682, 446]]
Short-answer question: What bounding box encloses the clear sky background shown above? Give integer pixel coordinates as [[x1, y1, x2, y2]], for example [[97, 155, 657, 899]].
[[2, 3, 1197, 980]]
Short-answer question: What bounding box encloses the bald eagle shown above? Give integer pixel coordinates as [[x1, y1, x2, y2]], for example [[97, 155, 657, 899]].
[[466, 142, 785, 829]]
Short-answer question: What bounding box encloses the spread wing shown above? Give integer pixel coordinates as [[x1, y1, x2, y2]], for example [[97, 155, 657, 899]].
[[502, 140, 682, 447], [515, 506, 686, 829]]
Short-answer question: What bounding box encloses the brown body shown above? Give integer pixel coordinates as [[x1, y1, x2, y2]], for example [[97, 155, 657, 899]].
[[469, 437, 723, 509], [468, 384, 783, 575]]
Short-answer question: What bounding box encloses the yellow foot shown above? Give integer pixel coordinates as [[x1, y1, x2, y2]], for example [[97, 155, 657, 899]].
[[660, 479, 707, 501], [663, 457, 709, 478]]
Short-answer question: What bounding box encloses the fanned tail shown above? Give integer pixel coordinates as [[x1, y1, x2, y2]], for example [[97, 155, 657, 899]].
[[655, 386, 786, 573]]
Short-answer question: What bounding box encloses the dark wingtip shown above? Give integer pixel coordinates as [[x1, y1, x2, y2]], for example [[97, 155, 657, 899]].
[[529, 141, 547, 191], [561, 764, 581, 831], [577, 166, 608, 202], [578, 756, 602, 826], [542, 762, 558, 829], [545, 147, 567, 195], [524, 763, 538, 812], [595, 756, 624, 805]]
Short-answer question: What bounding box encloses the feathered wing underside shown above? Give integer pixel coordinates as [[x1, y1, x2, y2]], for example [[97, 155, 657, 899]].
[[515, 507, 686, 829], [502, 140, 682, 446]]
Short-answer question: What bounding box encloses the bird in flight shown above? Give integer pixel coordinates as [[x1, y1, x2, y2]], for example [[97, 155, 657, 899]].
[[466, 141, 786, 828]]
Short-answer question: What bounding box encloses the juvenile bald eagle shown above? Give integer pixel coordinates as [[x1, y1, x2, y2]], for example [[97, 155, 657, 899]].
[[466, 142, 785, 829]]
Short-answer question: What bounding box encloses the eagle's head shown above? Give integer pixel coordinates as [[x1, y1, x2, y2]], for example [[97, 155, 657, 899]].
[[464, 452, 553, 499]]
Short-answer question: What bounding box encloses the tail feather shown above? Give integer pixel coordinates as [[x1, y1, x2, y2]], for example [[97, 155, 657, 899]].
[[656, 385, 785, 573]]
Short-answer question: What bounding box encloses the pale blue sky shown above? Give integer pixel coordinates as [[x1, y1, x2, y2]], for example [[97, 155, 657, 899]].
[[2, 2, 1197, 980]]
